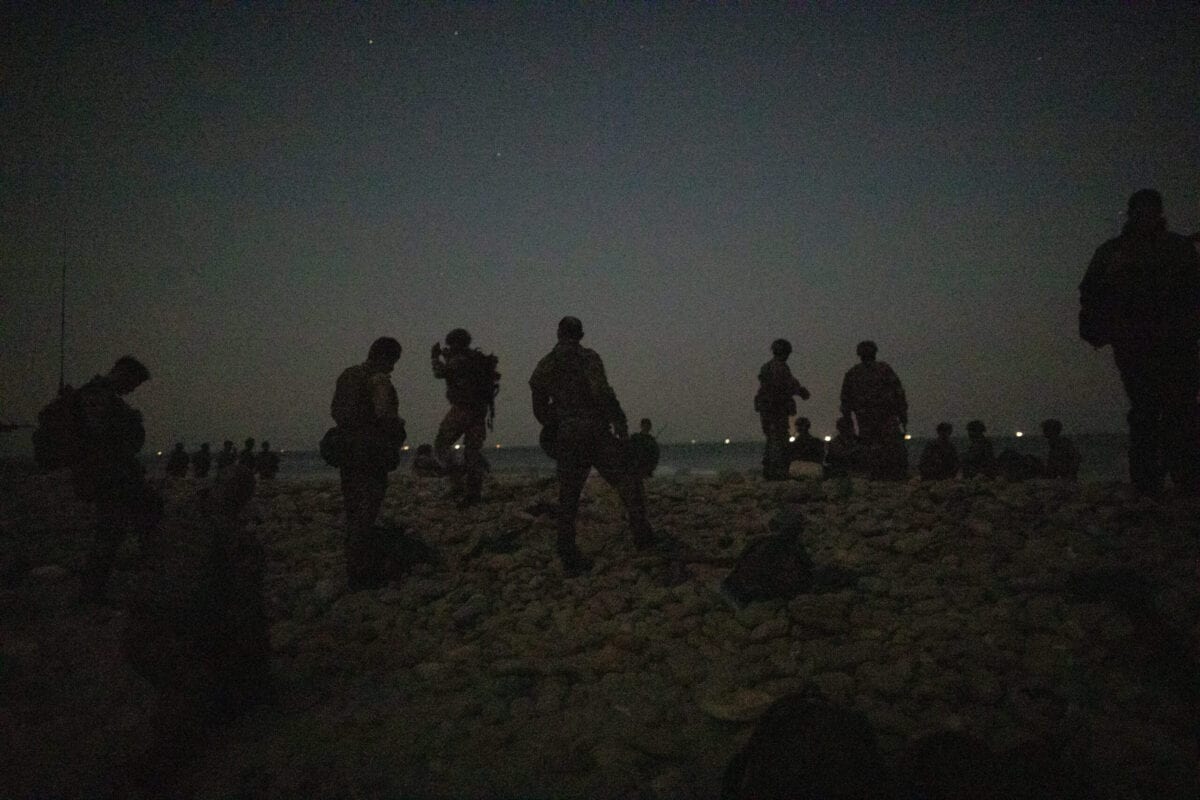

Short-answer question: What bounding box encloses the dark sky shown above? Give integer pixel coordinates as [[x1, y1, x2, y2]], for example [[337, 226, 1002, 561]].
[[4, 2, 1199, 451]]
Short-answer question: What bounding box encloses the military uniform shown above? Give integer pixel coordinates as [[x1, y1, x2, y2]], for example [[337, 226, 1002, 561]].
[[72, 375, 161, 603], [256, 447, 280, 479], [431, 348, 491, 504], [215, 443, 236, 472], [1080, 223, 1200, 494], [165, 444, 190, 477], [191, 445, 212, 478], [332, 362, 402, 588], [1044, 436, 1081, 480], [789, 432, 825, 465], [237, 443, 256, 470], [628, 431, 660, 479], [961, 436, 996, 479], [530, 339, 653, 571], [756, 359, 808, 480], [840, 361, 908, 480]]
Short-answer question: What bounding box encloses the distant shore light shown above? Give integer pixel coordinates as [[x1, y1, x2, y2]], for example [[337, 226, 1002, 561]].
[[401, 445, 410, 451], [789, 436, 796, 443], [454, 443, 462, 450], [823, 435, 832, 442], [156, 451, 162, 456], [691, 439, 697, 445], [1015, 431, 1024, 438], [723, 438, 731, 445], [495, 444, 502, 449], [903, 434, 912, 441]]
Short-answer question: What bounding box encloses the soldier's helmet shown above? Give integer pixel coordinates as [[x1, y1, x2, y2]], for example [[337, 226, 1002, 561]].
[[966, 420, 986, 435], [770, 339, 792, 357], [1127, 188, 1163, 215], [856, 340, 878, 360], [936, 422, 953, 435], [558, 316, 584, 341], [1041, 419, 1063, 437], [445, 328, 472, 349]]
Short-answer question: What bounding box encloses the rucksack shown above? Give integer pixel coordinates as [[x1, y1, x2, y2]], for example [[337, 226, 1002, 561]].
[[32, 385, 85, 471], [473, 350, 501, 426]]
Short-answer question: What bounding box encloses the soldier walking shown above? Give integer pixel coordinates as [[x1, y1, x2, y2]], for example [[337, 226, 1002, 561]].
[[1079, 189, 1200, 496], [431, 328, 499, 507], [839, 340, 908, 480], [755, 339, 810, 480], [529, 316, 656, 576]]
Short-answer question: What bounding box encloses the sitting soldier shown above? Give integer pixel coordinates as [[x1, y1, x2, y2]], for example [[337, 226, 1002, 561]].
[[918, 422, 959, 480]]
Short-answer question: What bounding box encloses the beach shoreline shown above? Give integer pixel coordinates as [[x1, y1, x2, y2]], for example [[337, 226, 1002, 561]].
[[2, 468, 1197, 798]]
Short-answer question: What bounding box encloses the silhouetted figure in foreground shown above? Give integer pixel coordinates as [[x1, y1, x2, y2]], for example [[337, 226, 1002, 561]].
[[756, 339, 811, 480], [789, 416, 826, 466], [840, 340, 908, 480], [628, 417, 661, 479], [1041, 418, 1080, 480], [255, 440, 279, 479], [120, 464, 271, 795], [237, 437, 256, 469], [529, 316, 655, 576], [330, 337, 405, 591], [432, 328, 500, 506], [1079, 189, 1200, 495], [824, 416, 864, 479], [721, 509, 814, 607], [411, 443, 444, 477], [215, 440, 236, 472], [191, 442, 212, 478], [960, 420, 996, 479], [721, 694, 890, 800], [918, 422, 959, 480], [70, 356, 162, 605], [165, 442, 190, 478]]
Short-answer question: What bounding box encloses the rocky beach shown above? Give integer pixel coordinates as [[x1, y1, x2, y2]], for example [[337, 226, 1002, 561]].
[[2, 465, 1198, 798]]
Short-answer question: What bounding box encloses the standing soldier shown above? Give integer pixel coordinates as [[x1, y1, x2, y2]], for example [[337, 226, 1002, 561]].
[[69, 356, 161, 604], [165, 442, 190, 477], [191, 442, 212, 478], [839, 341, 909, 480], [529, 316, 656, 576], [256, 440, 280, 479], [1079, 189, 1200, 496], [330, 337, 405, 590], [215, 440, 237, 472], [755, 339, 811, 481], [237, 438, 256, 469], [430, 328, 499, 507]]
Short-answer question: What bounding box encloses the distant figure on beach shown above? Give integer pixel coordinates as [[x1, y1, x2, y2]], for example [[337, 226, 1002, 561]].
[[961, 420, 996, 479], [918, 422, 959, 480], [255, 441, 280, 479], [237, 438, 256, 469], [789, 416, 825, 465], [330, 337, 405, 591], [191, 442, 212, 478], [165, 442, 190, 478], [431, 328, 500, 507], [755, 339, 811, 481], [411, 444, 443, 477], [530, 316, 657, 576], [823, 416, 864, 479], [840, 340, 908, 480], [629, 417, 661, 479], [1041, 419, 1081, 480], [215, 440, 236, 472], [1079, 189, 1200, 495], [70, 356, 162, 605]]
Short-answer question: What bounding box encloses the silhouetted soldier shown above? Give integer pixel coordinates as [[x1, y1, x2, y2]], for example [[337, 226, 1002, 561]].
[[823, 416, 864, 479], [1080, 189, 1200, 495], [165, 442, 190, 478], [411, 443, 444, 477], [256, 440, 280, 479], [237, 437, 256, 469], [961, 420, 996, 479], [628, 417, 661, 479], [72, 356, 162, 605], [1041, 419, 1081, 480], [191, 442, 212, 478], [331, 337, 404, 590], [918, 422, 959, 480], [529, 316, 656, 576], [789, 416, 825, 465], [431, 328, 499, 507], [755, 339, 811, 480], [840, 340, 908, 480], [215, 440, 236, 472]]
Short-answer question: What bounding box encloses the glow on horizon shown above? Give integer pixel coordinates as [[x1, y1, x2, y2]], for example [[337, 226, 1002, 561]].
[[724, 438, 731, 444], [1015, 431, 1024, 438], [823, 435, 832, 442]]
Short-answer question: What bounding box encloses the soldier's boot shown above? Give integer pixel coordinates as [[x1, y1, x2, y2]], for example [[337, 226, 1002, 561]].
[[556, 529, 593, 577], [457, 467, 484, 508]]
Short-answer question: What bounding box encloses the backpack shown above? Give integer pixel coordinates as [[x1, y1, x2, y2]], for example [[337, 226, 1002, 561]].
[[32, 385, 85, 471], [467, 350, 501, 427]]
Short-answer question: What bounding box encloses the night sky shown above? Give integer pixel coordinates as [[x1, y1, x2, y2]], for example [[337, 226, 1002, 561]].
[[4, 3, 1199, 452]]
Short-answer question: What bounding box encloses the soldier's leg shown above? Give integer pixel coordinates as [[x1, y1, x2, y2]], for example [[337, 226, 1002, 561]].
[[434, 407, 470, 493], [593, 435, 655, 547], [460, 412, 488, 505], [556, 456, 593, 574], [341, 468, 388, 588], [79, 501, 127, 604], [760, 413, 788, 480], [1160, 344, 1200, 492], [1115, 349, 1166, 494]]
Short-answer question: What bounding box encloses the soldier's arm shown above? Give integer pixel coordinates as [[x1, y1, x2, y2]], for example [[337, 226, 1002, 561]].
[[369, 374, 399, 420], [529, 360, 553, 426], [586, 353, 627, 429], [781, 363, 810, 401], [838, 372, 852, 417]]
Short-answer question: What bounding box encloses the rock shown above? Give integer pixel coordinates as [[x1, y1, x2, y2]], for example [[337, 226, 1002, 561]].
[[892, 530, 935, 555], [313, 578, 341, 604], [408, 578, 451, 601], [749, 617, 789, 642], [452, 595, 489, 628], [810, 671, 855, 703], [856, 659, 913, 696], [415, 661, 445, 681], [699, 687, 776, 722], [489, 658, 540, 676]]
